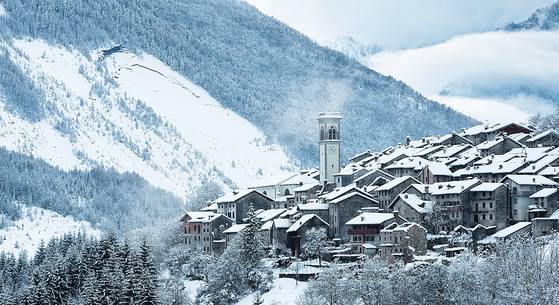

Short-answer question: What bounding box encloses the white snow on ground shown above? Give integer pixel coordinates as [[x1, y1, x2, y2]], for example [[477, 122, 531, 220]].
[[235, 278, 308, 305], [0, 38, 295, 198], [367, 30, 559, 122], [105, 52, 295, 188], [184, 280, 205, 303], [0, 206, 101, 257]]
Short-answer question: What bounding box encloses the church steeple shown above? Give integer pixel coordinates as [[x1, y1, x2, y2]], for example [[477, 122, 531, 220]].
[[318, 112, 342, 185]]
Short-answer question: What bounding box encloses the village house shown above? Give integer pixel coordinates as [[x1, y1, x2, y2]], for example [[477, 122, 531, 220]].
[[402, 183, 432, 200], [500, 175, 558, 222], [180, 212, 233, 254], [223, 223, 249, 245], [531, 216, 559, 237], [327, 190, 379, 240], [529, 188, 559, 217], [375, 176, 421, 211], [293, 181, 321, 204], [430, 144, 473, 160], [285, 214, 329, 256], [526, 130, 559, 148], [379, 222, 427, 262], [479, 221, 532, 245], [468, 183, 510, 230], [461, 122, 534, 146], [384, 157, 430, 178], [334, 166, 369, 188], [418, 162, 453, 184], [345, 211, 406, 254], [540, 166, 559, 181], [297, 200, 329, 221], [215, 189, 274, 224], [431, 133, 473, 146], [430, 178, 482, 232], [353, 169, 394, 188], [477, 134, 525, 158], [518, 154, 559, 175], [452, 158, 526, 183], [248, 170, 320, 199], [349, 150, 373, 164], [388, 193, 433, 225]]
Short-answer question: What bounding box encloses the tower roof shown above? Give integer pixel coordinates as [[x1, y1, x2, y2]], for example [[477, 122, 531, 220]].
[[317, 112, 342, 120]]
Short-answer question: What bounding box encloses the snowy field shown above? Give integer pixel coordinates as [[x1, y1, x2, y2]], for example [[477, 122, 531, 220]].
[[184, 277, 308, 305], [0, 206, 101, 257]]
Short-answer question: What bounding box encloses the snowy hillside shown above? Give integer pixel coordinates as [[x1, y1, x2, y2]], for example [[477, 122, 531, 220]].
[[0, 39, 295, 197], [367, 30, 559, 122], [0, 206, 101, 257]]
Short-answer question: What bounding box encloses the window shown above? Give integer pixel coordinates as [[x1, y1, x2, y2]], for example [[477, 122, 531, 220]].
[[490, 202, 493, 209], [482, 202, 486, 209], [490, 214, 493, 220], [482, 214, 486, 220], [513, 209, 518, 215]]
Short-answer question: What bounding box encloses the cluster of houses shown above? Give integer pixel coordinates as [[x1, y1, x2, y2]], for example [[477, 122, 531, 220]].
[[180, 113, 559, 263]]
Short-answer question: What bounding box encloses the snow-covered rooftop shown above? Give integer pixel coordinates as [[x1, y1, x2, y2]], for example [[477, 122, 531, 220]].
[[385, 156, 430, 170], [390, 193, 432, 214], [470, 183, 504, 192], [529, 188, 558, 198], [329, 191, 377, 205], [501, 175, 557, 186], [346, 212, 396, 226], [273, 218, 292, 229], [180, 211, 216, 222], [256, 208, 287, 222], [431, 179, 480, 195], [223, 224, 249, 234], [527, 130, 559, 143], [286, 214, 328, 233], [298, 202, 329, 211], [375, 176, 420, 192], [518, 154, 559, 174], [486, 222, 531, 240], [293, 181, 321, 192]]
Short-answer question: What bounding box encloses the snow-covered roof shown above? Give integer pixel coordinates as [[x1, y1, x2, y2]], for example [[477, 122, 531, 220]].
[[529, 188, 558, 198], [293, 181, 321, 192], [256, 208, 287, 222], [430, 144, 471, 159], [214, 189, 270, 204], [501, 175, 557, 186], [298, 202, 329, 211], [486, 222, 531, 240], [383, 222, 427, 233], [540, 166, 559, 177], [431, 179, 480, 195], [201, 203, 218, 212], [485, 122, 534, 134], [329, 191, 377, 205], [461, 123, 500, 136], [375, 176, 420, 192], [390, 193, 432, 213], [509, 133, 531, 142], [414, 145, 444, 157], [249, 173, 296, 188], [273, 218, 292, 229], [223, 224, 249, 234], [282, 174, 321, 186], [406, 183, 431, 194], [180, 211, 216, 222], [385, 157, 430, 170], [453, 159, 525, 177], [286, 214, 329, 233], [260, 220, 274, 231], [346, 212, 396, 226], [279, 206, 299, 218], [505, 147, 551, 162], [470, 183, 504, 192], [518, 154, 559, 174], [527, 130, 559, 142], [426, 162, 452, 176]]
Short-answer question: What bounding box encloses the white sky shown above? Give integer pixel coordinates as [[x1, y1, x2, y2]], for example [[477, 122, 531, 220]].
[[245, 0, 555, 49]]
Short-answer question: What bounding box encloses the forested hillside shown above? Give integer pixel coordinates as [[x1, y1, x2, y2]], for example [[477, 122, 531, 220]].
[[0, 147, 182, 234], [0, 0, 475, 164], [506, 1, 559, 31]]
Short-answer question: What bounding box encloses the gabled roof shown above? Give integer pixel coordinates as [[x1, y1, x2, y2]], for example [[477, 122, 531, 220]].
[[540, 166, 559, 177], [477, 136, 524, 150], [293, 181, 321, 192], [431, 133, 472, 145], [431, 144, 472, 159], [353, 169, 394, 184], [273, 218, 292, 229], [489, 222, 531, 239], [256, 208, 287, 222], [529, 188, 558, 198], [501, 175, 557, 186], [180, 211, 216, 222], [389, 193, 432, 213], [518, 155, 559, 174], [214, 189, 273, 204], [385, 157, 430, 170], [286, 214, 329, 233], [375, 176, 421, 192], [425, 162, 452, 176], [223, 224, 249, 234], [470, 183, 505, 192], [298, 202, 329, 211], [527, 130, 559, 142], [346, 212, 396, 226], [201, 203, 218, 212], [431, 179, 481, 195], [329, 191, 378, 205], [188, 213, 232, 224]]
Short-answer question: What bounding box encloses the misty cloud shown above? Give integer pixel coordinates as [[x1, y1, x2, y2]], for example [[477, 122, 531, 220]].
[[245, 0, 555, 49]]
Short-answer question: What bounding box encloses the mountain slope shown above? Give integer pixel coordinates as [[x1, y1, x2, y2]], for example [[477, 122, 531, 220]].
[[506, 1, 559, 31], [0, 38, 295, 197], [0, 0, 475, 164]]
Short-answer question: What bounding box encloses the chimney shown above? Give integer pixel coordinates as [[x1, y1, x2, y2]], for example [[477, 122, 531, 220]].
[[533, 177, 536, 183], [404, 194, 409, 199], [360, 215, 365, 221], [499, 164, 503, 169], [405, 136, 411, 146], [393, 210, 399, 219]]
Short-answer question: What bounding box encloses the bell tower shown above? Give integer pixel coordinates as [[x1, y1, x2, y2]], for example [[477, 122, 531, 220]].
[[318, 112, 342, 185]]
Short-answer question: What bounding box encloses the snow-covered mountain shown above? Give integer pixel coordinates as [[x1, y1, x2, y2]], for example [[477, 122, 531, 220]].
[[0, 39, 296, 198], [506, 1, 559, 31]]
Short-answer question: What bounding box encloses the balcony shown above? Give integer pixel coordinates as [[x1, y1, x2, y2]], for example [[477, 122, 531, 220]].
[[348, 228, 378, 235]]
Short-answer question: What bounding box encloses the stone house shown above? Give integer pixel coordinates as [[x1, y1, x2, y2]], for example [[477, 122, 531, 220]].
[[375, 176, 421, 211], [468, 183, 510, 230], [271, 218, 292, 249], [526, 130, 559, 148], [345, 211, 406, 253], [418, 162, 453, 184], [293, 181, 321, 204], [388, 193, 433, 225], [354, 169, 394, 189], [215, 189, 274, 224], [500, 175, 558, 222], [297, 201, 329, 222], [286, 214, 329, 256], [384, 157, 430, 178], [477, 134, 524, 157], [180, 212, 233, 254], [379, 222, 427, 262], [328, 191, 379, 241], [430, 178, 482, 233], [529, 188, 559, 216]]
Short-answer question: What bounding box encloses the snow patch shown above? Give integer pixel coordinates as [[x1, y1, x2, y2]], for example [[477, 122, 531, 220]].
[[0, 206, 101, 257], [235, 278, 308, 305]]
